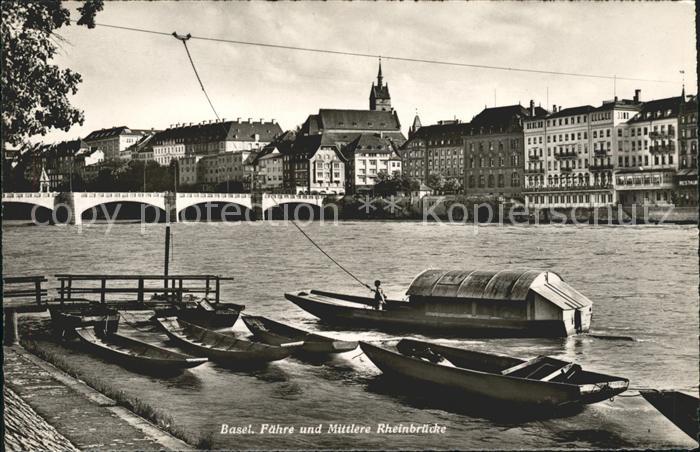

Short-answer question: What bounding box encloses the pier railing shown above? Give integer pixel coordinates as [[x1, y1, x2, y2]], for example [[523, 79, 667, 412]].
[[2, 276, 48, 310], [2, 276, 49, 345], [53, 274, 234, 306]]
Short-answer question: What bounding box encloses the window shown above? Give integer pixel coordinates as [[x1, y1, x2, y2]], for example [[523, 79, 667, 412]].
[[488, 174, 495, 187], [511, 172, 520, 187], [478, 175, 485, 187], [498, 174, 504, 187]]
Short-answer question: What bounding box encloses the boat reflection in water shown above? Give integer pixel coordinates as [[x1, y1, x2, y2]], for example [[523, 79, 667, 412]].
[[286, 269, 593, 338]]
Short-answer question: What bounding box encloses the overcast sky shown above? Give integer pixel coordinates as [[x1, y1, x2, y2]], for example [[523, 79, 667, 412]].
[[41, 1, 696, 143]]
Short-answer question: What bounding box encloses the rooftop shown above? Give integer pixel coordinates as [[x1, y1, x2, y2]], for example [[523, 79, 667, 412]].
[[628, 96, 685, 123]]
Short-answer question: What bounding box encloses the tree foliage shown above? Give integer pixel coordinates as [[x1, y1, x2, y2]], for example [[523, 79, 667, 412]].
[[1, 0, 104, 146], [374, 172, 420, 196], [427, 172, 446, 193]]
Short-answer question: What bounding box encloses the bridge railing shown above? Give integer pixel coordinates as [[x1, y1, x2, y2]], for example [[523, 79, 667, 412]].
[[177, 192, 249, 198], [262, 194, 323, 199], [77, 192, 165, 198], [2, 192, 57, 199]]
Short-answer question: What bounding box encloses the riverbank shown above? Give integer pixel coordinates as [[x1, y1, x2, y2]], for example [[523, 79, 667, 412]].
[[323, 195, 699, 224], [3, 343, 195, 450]]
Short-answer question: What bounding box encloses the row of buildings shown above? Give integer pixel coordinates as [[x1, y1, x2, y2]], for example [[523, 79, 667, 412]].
[[12, 62, 697, 207], [403, 87, 697, 207]]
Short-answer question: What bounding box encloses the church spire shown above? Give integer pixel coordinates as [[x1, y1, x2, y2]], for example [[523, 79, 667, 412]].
[[377, 58, 383, 87]]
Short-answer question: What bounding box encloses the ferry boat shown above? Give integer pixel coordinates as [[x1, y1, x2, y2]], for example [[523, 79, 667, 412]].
[[285, 269, 593, 338]]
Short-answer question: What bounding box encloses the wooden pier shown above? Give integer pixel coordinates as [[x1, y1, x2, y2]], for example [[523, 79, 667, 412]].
[[54, 274, 234, 308], [2, 274, 235, 344], [3, 276, 49, 345]]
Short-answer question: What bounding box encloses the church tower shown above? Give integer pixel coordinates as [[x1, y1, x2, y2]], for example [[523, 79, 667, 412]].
[[369, 59, 392, 111], [409, 112, 422, 139]]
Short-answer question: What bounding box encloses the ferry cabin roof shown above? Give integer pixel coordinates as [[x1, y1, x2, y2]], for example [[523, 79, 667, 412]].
[[406, 269, 592, 320]]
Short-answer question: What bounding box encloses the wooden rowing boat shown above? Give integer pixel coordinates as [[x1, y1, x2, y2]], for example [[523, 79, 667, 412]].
[[49, 304, 120, 339], [360, 339, 628, 408], [152, 298, 244, 328], [640, 390, 699, 441], [75, 327, 207, 373], [155, 317, 297, 365], [285, 269, 594, 338], [241, 315, 358, 354]]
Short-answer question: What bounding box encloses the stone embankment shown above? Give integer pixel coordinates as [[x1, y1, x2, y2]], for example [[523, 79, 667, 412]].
[[4, 386, 79, 452], [3, 345, 191, 451]]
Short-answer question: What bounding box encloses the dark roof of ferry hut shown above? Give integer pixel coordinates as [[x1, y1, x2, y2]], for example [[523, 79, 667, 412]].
[[406, 269, 591, 310]]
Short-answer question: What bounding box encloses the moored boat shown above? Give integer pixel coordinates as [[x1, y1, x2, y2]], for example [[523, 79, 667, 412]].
[[49, 304, 120, 339], [640, 390, 699, 441], [152, 297, 244, 328], [156, 317, 298, 366], [360, 339, 628, 408], [285, 269, 593, 337], [75, 327, 207, 373], [241, 315, 358, 354]]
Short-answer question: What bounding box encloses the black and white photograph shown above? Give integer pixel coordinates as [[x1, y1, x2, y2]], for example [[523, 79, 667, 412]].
[[1, 1, 698, 450]]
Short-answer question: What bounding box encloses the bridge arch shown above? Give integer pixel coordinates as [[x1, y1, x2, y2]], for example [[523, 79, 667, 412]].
[[175, 193, 253, 221], [73, 193, 167, 225], [263, 202, 324, 220], [178, 201, 253, 222], [2, 193, 57, 224], [1, 193, 56, 211], [79, 200, 167, 223]]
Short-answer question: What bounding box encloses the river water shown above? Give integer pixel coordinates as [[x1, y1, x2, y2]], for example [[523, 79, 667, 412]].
[[2, 221, 698, 449]]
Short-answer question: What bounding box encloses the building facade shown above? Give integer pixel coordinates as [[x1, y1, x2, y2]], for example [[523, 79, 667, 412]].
[[344, 133, 402, 193], [285, 63, 406, 194], [256, 149, 284, 191], [83, 126, 152, 161], [151, 119, 282, 166], [616, 94, 681, 206], [401, 120, 469, 186], [676, 93, 697, 206], [463, 103, 545, 199]]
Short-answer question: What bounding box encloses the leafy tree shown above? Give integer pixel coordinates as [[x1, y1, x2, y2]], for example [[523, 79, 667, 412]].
[[443, 177, 462, 194], [427, 172, 446, 193], [2, 0, 104, 146]]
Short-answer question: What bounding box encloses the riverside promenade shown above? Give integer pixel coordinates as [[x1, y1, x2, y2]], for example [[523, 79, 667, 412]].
[[3, 345, 191, 451]]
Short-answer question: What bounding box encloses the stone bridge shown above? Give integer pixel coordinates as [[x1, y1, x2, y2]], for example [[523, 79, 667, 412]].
[[2, 192, 327, 224]]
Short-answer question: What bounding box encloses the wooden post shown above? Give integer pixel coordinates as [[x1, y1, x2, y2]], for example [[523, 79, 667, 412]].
[[100, 278, 106, 304], [205, 276, 210, 298], [215, 277, 220, 304], [59, 279, 65, 305], [4, 308, 18, 346], [137, 278, 144, 302], [66, 278, 72, 301], [164, 225, 171, 292], [35, 280, 42, 305]]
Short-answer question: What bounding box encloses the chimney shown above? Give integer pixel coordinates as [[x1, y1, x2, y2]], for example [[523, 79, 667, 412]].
[[553, 104, 557, 113], [634, 89, 641, 102], [614, 96, 618, 102], [260, 118, 264, 123], [221, 118, 226, 122], [529, 99, 535, 116], [237, 117, 241, 123], [248, 118, 253, 123], [271, 119, 276, 124]]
